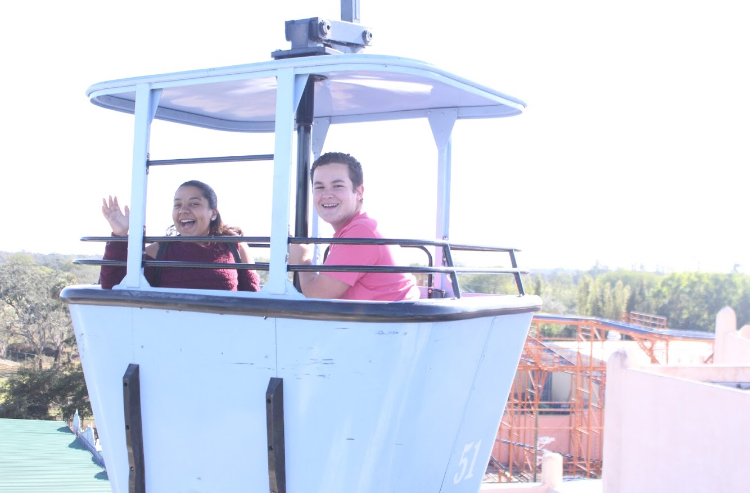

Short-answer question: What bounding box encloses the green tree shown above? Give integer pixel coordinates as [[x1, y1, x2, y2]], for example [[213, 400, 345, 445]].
[[457, 272, 517, 295], [576, 275, 594, 316], [575, 276, 630, 320], [651, 272, 750, 332], [0, 364, 92, 423], [625, 280, 650, 314], [532, 270, 579, 314], [0, 255, 76, 368], [734, 278, 750, 330], [610, 281, 630, 320], [532, 275, 544, 296], [54, 366, 93, 422], [516, 265, 749, 332], [593, 281, 613, 318], [0, 303, 14, 358]]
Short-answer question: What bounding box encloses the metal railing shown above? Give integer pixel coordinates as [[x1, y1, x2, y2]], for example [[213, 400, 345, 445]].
[[147, 153, 274, 167], [75, 235, 528, 298]]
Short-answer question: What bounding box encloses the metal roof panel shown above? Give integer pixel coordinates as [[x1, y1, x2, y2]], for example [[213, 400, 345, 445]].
[[0, 418, 110, 492]]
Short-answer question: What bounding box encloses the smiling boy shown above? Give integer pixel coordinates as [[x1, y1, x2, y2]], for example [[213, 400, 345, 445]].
[[288, 152, 420, 301]]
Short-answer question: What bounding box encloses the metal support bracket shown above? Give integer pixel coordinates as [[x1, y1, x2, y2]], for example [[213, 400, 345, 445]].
[[272, 17, 372, 59], [266, 378, 286, 493], [123, 363, 146, 493]]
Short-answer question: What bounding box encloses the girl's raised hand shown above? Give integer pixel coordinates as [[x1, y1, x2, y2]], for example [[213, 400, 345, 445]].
[[102, 195, 130, 236]]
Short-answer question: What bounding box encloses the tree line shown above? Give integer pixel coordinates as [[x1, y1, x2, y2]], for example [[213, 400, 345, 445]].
[[0, 253, 98, 422], [0, 253, 98, 365], [459, 266, 750, 332]]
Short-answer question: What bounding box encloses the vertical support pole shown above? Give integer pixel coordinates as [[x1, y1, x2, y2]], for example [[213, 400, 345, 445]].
[[428, 109, 457, 294], [123, 364, 145, 493], [265, 71, 307, 295], [341, 0, 360, 23], [509, 250, 525, 295], [443, 245, 461, 299], [119, 85, 161, 289], [266, 378, 286, 493], [311, 117, 331, 263], [294, 77, 316, 240], [293, 78, 316, 292]]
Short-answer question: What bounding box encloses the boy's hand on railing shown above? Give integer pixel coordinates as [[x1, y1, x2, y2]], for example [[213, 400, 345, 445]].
[[288, 242, 313, 265], [102, 195, 130, 236]]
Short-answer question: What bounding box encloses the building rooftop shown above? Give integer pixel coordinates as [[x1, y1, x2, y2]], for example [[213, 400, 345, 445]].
[[0, 418, 110, 492]]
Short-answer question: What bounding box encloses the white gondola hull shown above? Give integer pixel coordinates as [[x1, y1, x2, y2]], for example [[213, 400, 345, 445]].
[[68, 292, 538, 493]]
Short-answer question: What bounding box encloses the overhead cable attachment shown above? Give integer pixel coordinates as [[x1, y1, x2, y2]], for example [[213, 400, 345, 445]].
[[271, 17, 373, 59]]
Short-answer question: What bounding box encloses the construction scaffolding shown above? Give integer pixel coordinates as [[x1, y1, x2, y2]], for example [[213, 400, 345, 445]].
[[487, 313, 714, 482]]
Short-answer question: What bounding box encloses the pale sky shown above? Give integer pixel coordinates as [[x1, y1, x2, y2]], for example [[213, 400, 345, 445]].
[[2, 1, 748, 274]]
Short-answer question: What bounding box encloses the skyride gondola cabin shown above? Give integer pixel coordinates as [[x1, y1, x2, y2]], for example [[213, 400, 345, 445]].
[[63, 8, 542, 493]]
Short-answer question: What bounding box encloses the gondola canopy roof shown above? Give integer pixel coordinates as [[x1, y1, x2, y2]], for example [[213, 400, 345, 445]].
[[87, 54, 526, 132]]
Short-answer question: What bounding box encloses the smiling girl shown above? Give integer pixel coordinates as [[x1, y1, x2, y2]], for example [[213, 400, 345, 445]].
[[100, 180, 259, 291]]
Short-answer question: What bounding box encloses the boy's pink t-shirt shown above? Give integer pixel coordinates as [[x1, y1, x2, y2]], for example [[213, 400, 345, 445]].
[[323, 212, 420, 302]]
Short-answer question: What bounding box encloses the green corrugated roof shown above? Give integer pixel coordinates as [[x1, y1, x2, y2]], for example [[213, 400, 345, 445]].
[[0, 418, 110, 492]]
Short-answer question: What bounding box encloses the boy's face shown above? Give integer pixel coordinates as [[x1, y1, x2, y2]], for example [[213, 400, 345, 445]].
[[312, 162, 364, 232]]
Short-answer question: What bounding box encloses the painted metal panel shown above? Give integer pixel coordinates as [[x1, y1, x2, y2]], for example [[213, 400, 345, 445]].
[[440, 312, 532, 492], [130, 309, 276, 492], [70, 305, 276, 493], [273, 314, 532, 493], [69, 305, 134, 491]]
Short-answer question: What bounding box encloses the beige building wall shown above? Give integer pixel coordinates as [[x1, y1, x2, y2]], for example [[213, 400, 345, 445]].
[[602, 348, 750, 493]]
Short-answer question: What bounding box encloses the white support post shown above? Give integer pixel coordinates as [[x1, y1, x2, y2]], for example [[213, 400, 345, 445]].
[[541, 451, 563, 488], [602, 349, 632, 493], [264, 70, 308, 296], [118, 85, 161, 289], [312, 117, 330, 158], [428, 109, 457, 293]]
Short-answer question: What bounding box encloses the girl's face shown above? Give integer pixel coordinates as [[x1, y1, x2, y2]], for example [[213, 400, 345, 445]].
[[172, 186, 217, 236]]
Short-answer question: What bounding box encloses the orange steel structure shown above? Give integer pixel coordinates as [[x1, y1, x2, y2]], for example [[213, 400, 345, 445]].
[[489, 313, 715, 482]]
